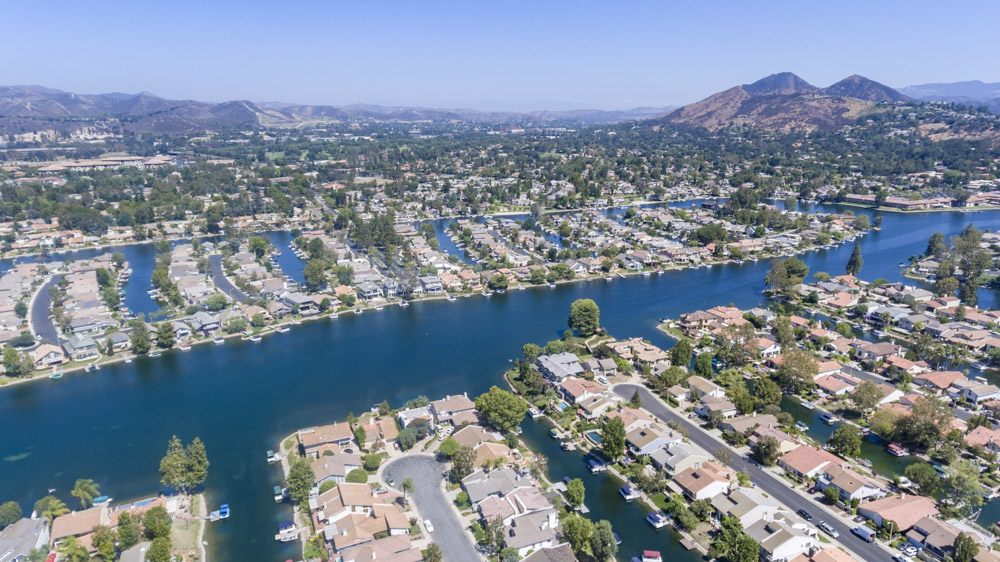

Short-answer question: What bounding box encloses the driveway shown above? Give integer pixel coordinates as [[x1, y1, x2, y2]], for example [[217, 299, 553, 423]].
[[207, 255, 248, 303], [31, 274, 61, 344], [613, 384, 894, 562], [382, 456, 480, 562]]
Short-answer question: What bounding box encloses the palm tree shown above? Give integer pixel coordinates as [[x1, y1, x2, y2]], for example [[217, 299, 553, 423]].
[[400, 477, 414, 501], [71, 479, 100, 509], [37, 496, 69, 523], [58, 536, 90, 562]]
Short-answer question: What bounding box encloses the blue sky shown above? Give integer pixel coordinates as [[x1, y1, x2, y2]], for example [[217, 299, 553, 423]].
[[2, 0, 998, 111]]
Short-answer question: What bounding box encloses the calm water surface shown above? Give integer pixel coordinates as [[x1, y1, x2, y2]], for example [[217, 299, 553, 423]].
[[2, 209, 1000, 560]]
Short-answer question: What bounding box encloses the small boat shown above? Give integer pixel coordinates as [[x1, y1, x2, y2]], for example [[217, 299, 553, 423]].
[[399, 301, 409, 307], [213, 337, 225, 345], [50, 372, 64, 379], [276, 326, 290, 334], [529, 407, 542, 420], [150, 351, 161, 358], [796, 421, 809, 431], [275, 521, 297, 542], [124, 358, 133, 363], [820, 412, 837, 425], [273, 486, 285, 503], [548, 283, 556, 289], [375, 306, 383, 311], [642, 550, 663, 562], [646, 511, 670, 529], [614, 532, 622, 545], [209, 504, 230, 521], [619, 485, 640, 501], [355, 307, 364, 314], [267, 450, 278, 463], [887, 443, 909, 457], [549, 428, 559, 439], [249, 335, 262, 343], [447, 295, 457, 301], [481, 290, 492, 297], [179, 344, 191, 351], [801, 400, 815, 410], [642, 271, 651, 276], [587, 458, 603, 474], [92, 495, 112, 507]]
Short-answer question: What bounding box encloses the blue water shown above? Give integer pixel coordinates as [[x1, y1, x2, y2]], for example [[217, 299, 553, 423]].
[[2, 210, 1000, 560], [263, 231, 306, 285]]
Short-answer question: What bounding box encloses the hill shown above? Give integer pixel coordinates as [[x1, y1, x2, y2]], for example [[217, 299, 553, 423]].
[[656, 73, 909, 131], [899, 80, 1000, 114]]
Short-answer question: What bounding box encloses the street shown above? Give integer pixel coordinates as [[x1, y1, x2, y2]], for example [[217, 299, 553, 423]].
[[613, 383, 895, 562], [30, 274, 61, 344], [207, 255, 248, 303], [383, 455, 480, 562]]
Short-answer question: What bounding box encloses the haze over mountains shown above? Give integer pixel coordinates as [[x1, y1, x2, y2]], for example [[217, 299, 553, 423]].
[[0, 85, 674, 135], [899, 80, 1000, 114], [657, 72, 910, 131]]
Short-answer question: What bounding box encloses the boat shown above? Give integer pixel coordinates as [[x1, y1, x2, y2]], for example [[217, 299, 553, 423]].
[[275, 521, 297, 542], [85, 364, 94, 373], [209, 504, 230, 521], [399, 301, 409, 307], [481, 290, 492, 297], [619, 485, 640, 501], [92, 496, 112, 507], [887, 443, 909, 457], [642, 550, 663, 562], [375, 307, 383, 311], [548, 283, 556, 288], [150, 351, 161, 358], [273, 486, 286, 502], [586, 458, 603, 474], [213, 337, 225, 345], [529, 407, 542, 420], [801, 400, 814, 410], [266, 450, 279, 463], [820, 412, 837, 425], [124, 358, 132, 364], [614, 532, 622, 545], [646, 511, 670, 529], [447, 295, 457, 302], [276, 326, 290, 334], [179, 344, 191, 351], [642, 271, 651, 276], [549, 428, 559, 439], [249, 335, 262, 343], [355, 307, 365, 314], [796, 421, 809, 431]]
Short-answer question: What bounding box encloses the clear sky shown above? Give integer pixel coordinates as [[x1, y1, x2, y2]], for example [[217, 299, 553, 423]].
[[2, 0, 998, 111]]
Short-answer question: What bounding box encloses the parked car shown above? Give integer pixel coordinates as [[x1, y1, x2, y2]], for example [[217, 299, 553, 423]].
[[893, 556, 912, 562], [797, 509, 813, 521], [853, 515, 866, 523], [424, 519, 434, 533], [818, 521, 839, 538]]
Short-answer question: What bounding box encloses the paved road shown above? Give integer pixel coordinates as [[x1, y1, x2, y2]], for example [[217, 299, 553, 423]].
[[30, 275, 61, 344], [383, 456, 480, 562], [613, 384, 894, 562], [207, 255, 248, 303]]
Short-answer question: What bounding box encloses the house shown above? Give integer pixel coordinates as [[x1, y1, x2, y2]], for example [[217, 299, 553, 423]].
[[558, 378, 604, 404], [625, 423, 682, 457], [576, 395, 615, 420], [474, 442, 516, 468], [51, 505, 110, 548], [452, 425, 496, 449], [696, 395, 739, 419], [778, 446, 841, 479], [757, 338, 782, 358], [790, 547, 858, 562], [187, 311, 220, 334], [906, 517, 963, 559], [964, 425, 1000, 453], [746, 513, 816, 562], [462, 467, 522, 505], [119, 542, 153, 562], [30, 343, 66, 369], [650, 441, 711, 474], [581, 357, 618, 378], [816, 465, 887, 503], [311, 452, 363, 485], [430, 393, 476, 425], [688, 375, 725, 398], [854, 341, 902, 362], [64, 334, 99, 361], [720, 414, 779, 434], [962, 382, 1000, 406], [711, 486, 782, 528], [604, 406, 655, 434], [397, 406, 433, 429], [299, 423, 354, 457], [0, 517, 49, 562], [913, 370, 965, 391], [336, 535, 422, 562], [858, 494, 939, 531], [674, 461, 737, 500], [536, 353, 583, 382], [504, 509, 559, 558], [478, 486, 551, 526], [282, 292, 317, 314], [356, 281, 383, 301], [519, 543, 577, 562], [749, 425, 800, 455]]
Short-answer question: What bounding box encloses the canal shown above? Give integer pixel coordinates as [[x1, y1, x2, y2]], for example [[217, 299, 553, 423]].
[[2, 209, 1000, 560]]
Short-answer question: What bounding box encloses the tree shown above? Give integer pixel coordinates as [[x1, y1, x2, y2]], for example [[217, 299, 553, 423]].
[[303, 259, 329, 292], [896, 396, 951, 449], [156, 322, 176, 349], [346, 469, 368, 483], [670, 339, 693, 367], [401, 477, 414, 501], [945, 460, 985, 517], [934, 276, 959, 297], [0, 501, 21, 528], [851, 381, 881, 413], [708, 410, 724, 429], [13, 301, 27, 319], [694, 352, 713, 377], [2, 347, 29, 378], [568, 299, 600, 336], [904, 462, 939, 496], [437, 437, 459, 458], [715, 323, 758, 367], [484, 517, 505, 555], [954, 532, 980, 562], [752, 435, 781, 466], [714, 447, 733, 465], [58, 536, 90, 562], [34, 495, 68, 523], [522, 343, 542, 362], [425, 543, 443, 562], [91, 526, 117, 561], [159, 435, 187, 490], [823, 486, 841, 504], [111, 252, 126, 268], [566, 478, 585, 508], [562, 515, 594, 556], [117, 512, 141, 550], [96, 268, 113, 287], [287, 457, 316, 505], [185, 437, 209, 488], [71, 478, 100, 509], [248, 236, 268, 258], [142, 506, 172, 539], [129, 318, 150, 356], [475, 386, 528, 432], [204, 295, 228, 312], [601, 416, 626, 461], [629, 390, 642, 409], [829, 425, 862, 458], [487, 273, 509, 291], [590, 519, 618, 562], [450, 445, 476, 481], [752, 377, 781, 407], [710, 517, 759, 562], [773, 350, 817, 394], [146, 537, 171, 562], [846, 243, 863, 275], [926, 232, 948, 257]]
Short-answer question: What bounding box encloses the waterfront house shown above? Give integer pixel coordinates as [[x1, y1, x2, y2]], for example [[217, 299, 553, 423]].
[[478, 486, 551, 526], [359, 417, 399, 450], [419, 275, 444, 294], [462, 467, 522, 505], [51, 505, 110, 550], [710, 486, 782, 528], [30, 343, 67, 369], [695, 395, 738, 419], [576, 395, 615, 420], [674, 461, 737, 500], [397, 406, 433, 429], [299, 423, 354, 457], [474, 442, 517, 468], [430, 393, 476, 426], [625, 423, 682, 457], [906, 517, 963, 558], [745, 512, 816, 562], [964, 425, 1000, 453], [719, 414, 779, 434], [604, 406, 655, 434], [311, 452, 363, 485], [63, 335, 99, 361], [519, 544, 576, 562], [267, 301, 291, 318], [749, 425, 800, 455], [0, 517, 49, 561], [858, 494, 939, 532], [688, 376, 726, 399], [503, 509, 559, 558], [336, 535, 421, 562], [816, 465, 887, 503], [356, 281, 383, 301], [778, 446, 841, 479], [283, 292, 317, 314], [650, 441, 710, 474], [452, 425, 496, 449], [558, 378, 604, 404], [581, 357, 618, 378], [187, 311, 220, 334], [536, 353, 583, 382]]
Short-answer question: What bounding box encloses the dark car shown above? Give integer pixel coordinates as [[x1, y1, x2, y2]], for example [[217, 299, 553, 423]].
[[797, 509, 813, 521]]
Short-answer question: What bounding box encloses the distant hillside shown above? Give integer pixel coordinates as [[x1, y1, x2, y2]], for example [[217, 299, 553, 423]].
[[0, 85, 673, 136], [899, 80, 1000, 114], [656, 72, 910, 131]]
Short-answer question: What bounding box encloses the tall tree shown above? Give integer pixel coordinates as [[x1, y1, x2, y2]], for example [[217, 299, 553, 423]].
[[159, 436, 188, 490], [829, 425, 862, 458], [474, 386, 528, 432], [954, 533, 980, 562], [71, 479, 100, 508], [601, 416, 626, 460], [568, 299, 600, 336], [185, 437, 210, 488], [34, 495, 68, 523], [117, 512, 141, 550], [286, 457, 315, 505], [845, 243, 863, 276], [670, 339, 693, 367], [156, 322, 175, 349], [0, 501, 22, 528], [590, 519, 618, 562], [566, 478, 585, 508]]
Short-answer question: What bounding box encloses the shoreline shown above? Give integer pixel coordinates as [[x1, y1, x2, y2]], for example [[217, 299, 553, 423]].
[[831, 201, 1000, 215], [0, 228, 870, 390]]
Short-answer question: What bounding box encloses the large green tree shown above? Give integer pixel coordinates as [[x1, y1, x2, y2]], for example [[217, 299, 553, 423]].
[[829, 425, 862, 458], [475, 386, 528, 432], [286, 457, 316, 505], [846, 243, 863, 275], [0, 501, 22, 528], [566, 478, 585, 508], [601, 416, 626, 461], [590, 519, 618, 562], [71, 478, 100, 509], [568, 299, 600, 336], [185, 437, 210, 488]]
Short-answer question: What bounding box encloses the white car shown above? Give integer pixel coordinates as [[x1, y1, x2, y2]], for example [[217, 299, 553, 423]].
[[424, 519, 434, 533]]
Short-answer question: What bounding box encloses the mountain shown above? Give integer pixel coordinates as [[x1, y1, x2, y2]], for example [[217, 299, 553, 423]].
[[656, 73, 910, 131], [899, 80, 1000, 113], [0, 85, 673, 135]]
